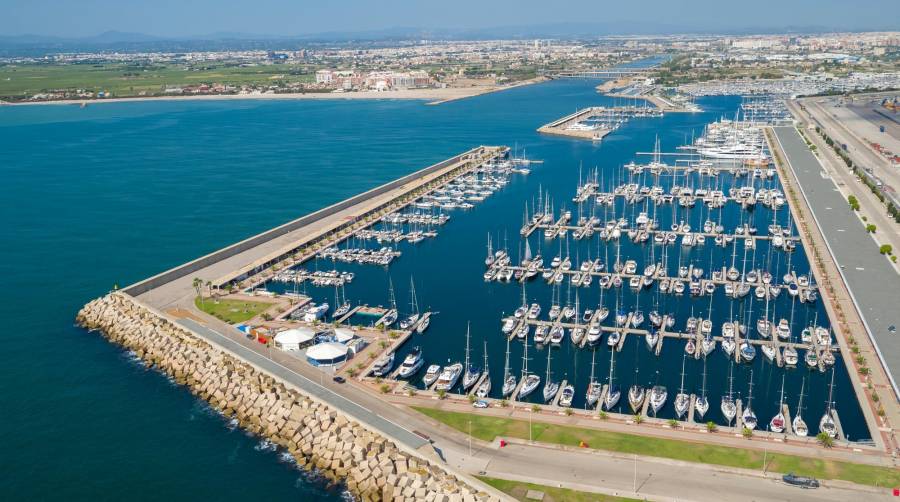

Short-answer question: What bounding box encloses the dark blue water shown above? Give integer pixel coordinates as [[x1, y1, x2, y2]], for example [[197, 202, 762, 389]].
[[0, 63, 870, 499]]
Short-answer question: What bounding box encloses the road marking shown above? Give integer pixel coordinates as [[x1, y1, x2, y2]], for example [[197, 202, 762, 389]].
[[855, 267, 865, 271], [837, 229, 845, 232]]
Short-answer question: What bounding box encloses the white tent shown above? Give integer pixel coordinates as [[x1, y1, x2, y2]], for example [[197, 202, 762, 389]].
[[274, 327, 315, 351], [306, 342, 349, 366], [333, 327, 356, 344]]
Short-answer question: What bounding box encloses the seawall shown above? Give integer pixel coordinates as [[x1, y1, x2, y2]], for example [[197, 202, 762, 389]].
[[76, 293, 501, 502]]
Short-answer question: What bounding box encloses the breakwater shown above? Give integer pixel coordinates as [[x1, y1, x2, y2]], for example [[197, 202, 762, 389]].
[[76, 293, 500, 502]]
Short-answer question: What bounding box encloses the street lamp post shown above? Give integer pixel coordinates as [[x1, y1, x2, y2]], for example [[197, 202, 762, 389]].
[[633, 454, 637, 493]]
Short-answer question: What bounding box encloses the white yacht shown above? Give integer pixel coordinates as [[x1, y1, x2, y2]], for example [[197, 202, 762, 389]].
[[371, 352, 395, 377], [422, 364, 441, 387], [434, 363, 463, 391], [397, 348, 424, 379]]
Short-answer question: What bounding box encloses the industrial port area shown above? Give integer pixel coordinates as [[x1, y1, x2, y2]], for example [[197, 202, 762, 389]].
[[9, 14, 900, 502]]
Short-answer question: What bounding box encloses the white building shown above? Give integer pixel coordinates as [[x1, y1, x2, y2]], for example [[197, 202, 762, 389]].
[[274, 327, 315, 351]]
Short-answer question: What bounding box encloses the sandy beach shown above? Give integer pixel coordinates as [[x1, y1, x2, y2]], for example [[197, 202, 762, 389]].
[[0, 77, 547, 107]]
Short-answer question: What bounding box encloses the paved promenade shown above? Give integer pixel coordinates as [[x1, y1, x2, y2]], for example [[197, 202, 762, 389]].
[[773, 126, 900, 404]]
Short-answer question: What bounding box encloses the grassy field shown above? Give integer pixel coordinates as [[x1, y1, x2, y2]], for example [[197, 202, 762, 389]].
[[414, 407, 900, 488], [0, 62, 317, 99], [476, 476, 638, 502], [194, 296, 274, 324]]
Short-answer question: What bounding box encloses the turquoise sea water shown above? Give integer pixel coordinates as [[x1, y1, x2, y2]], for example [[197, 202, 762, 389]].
[[0, 68, 870, 499]]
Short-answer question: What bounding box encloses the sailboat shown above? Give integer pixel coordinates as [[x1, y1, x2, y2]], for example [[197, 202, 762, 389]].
[[377, 278, 398, 328], [695, 356, 709, 419], [475, 341, 491, 398], [543, 346, 559, 402], [770, 375, 786, 433], [650, 383, 667, 416], [628, 383, 646, 414], [461, 323, 481, 391], [629, 339, 645, 413], [518, 334, 540, 400], [604, 349, 620, 410], [332, 284, 351, 318], [742, 370, 758, 430], [783, 296, 798, 366], [399, 277, 421, 330], [819, 368, 838, 438], [501, 335, 517, 397], [721, 362, 737, 424], [586, 349, 602, 408], [793, 377, 809, 437], [674, 354, 690, 418]]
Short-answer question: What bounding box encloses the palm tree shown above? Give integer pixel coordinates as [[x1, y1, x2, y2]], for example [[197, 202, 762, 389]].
[[193, 277, 204, 305], [205, 280, 212, 299], [706, 421, 717, 433], [816, 431, 834, 448]]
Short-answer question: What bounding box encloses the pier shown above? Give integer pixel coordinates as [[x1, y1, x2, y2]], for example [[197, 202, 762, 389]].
[[783, 404, 793, 435], [552, 380, 568, 407], [128, 146, 508, 309], [536, 107, 614, 141], [507, 316, 836, 356]]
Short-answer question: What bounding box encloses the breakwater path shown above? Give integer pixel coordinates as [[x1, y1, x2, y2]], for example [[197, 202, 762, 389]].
[[77, 293, 505, 502]]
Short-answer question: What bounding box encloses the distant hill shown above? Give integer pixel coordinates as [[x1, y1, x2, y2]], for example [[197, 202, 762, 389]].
[[0, 23, 895, 57]]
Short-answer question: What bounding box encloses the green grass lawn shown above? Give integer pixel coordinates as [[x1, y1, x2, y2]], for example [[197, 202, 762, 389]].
[[414, 407, 900, 488], [0, 62, 317, 99], [477, 476, 638, 502], [194, 296, 274, 324]]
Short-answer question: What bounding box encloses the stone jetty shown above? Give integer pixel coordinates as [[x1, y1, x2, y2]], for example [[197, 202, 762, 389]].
[[77, 293, 501, 502]]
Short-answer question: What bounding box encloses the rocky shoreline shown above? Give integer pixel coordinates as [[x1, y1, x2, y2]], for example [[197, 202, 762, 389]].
[[77, 293, 499, 502]]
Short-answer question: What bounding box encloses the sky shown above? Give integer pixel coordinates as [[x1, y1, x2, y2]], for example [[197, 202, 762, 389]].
[[1, 0, 897, 38]]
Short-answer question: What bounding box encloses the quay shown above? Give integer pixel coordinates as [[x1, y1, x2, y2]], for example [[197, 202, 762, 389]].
[[537, 107, 613, 141]]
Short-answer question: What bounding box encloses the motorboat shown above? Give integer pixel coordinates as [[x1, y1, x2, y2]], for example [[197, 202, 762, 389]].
[[783, 346, 798, 366], [434, 363, 463, 391], [422, 364, 441, 387], [397, 348, 424, 379], [371, 352, 395, 377], [558, 383, 575, 407]]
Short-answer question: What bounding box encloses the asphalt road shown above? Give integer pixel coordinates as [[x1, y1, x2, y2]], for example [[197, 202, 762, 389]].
[[177, 318, 430, 450], [478, 441, 891, 502], [773, 126, 900, 399]]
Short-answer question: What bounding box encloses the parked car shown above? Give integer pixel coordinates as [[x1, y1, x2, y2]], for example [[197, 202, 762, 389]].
[[782, 473, 819, 489], [332, 376, 346, 384], [473, 400, 489, 409]]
